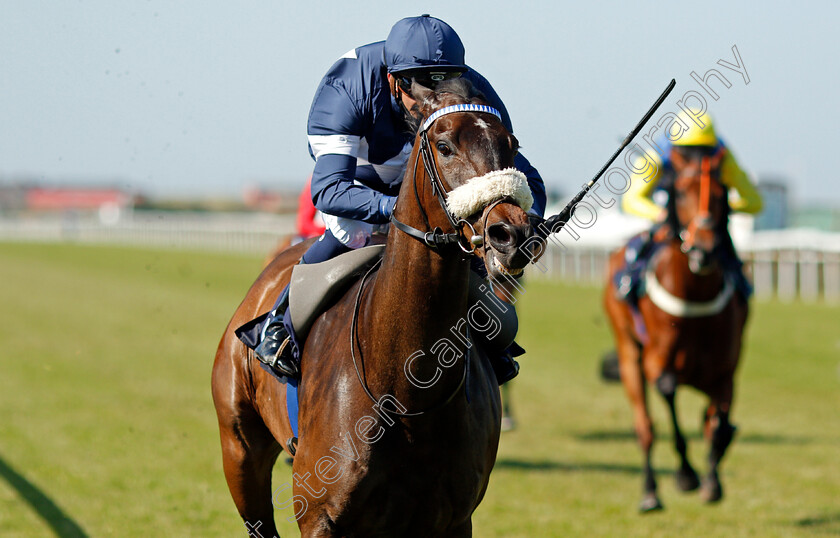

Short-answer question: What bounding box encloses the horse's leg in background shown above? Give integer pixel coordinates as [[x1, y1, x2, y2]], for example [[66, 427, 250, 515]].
[[701, 379, 737, 503], [656, 371, 701, 492], [500, 383, 515, 431], [605, 256, 662, 512], [618, 340, 662, 512]]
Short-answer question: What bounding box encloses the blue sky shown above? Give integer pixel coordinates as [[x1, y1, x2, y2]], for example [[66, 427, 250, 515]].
[[0, 1, 835, 204]]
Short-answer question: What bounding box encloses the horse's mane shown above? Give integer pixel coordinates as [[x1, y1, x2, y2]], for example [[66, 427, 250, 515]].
[[432, 78, 485, 103]]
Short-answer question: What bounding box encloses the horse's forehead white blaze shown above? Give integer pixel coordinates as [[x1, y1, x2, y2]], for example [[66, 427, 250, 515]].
[[472, 117, 499, 164], [474, 118, 491, 131]]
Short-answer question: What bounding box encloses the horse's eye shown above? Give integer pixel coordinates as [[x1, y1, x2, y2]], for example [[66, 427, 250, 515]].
[[436, 142, 453, 156]]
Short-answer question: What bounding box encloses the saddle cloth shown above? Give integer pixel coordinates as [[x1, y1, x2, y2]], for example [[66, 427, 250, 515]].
[[614, 231, 753, 345]]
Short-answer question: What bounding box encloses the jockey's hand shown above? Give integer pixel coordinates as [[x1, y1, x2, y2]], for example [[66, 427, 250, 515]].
[[655, 208, 668, 223], [526, 212, 548, 263], [378, 195, 397, 220], [528, 213, 547, 238]]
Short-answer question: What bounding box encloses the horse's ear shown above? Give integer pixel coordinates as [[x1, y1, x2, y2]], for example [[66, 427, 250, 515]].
[[410, 81, 437, 119]]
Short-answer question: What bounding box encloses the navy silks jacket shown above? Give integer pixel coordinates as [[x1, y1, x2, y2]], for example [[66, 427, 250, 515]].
[[307, 41, 547, 224]]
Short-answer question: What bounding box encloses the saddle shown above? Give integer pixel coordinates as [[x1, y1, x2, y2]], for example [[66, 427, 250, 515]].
[[237, 244, 520, 363], [288, 244, 519, 347]]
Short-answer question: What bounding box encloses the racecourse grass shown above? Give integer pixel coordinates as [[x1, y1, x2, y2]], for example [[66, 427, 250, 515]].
[[0, 242, 837, 537]]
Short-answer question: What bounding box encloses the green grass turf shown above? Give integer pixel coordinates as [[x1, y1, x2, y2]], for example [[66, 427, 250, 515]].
[[0, 242, 837, 537]]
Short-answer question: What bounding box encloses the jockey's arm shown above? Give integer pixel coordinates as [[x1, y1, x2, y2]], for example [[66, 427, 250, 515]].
[[308, 151, 393, 224], [721, 151, 763, 214], [514, 153, 546, 218], [621, 155, 665, 221], [307, 80, 394, 225]]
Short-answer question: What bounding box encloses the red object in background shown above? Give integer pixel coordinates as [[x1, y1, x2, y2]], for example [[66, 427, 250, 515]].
[[296, 175, 326, 239], [25, 188, 130, 210]]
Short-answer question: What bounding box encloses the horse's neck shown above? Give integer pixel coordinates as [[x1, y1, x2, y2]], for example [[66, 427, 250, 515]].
[[359, 205, 472, 405], [654, 242, 727, 301], [380, 231, 470, 327]]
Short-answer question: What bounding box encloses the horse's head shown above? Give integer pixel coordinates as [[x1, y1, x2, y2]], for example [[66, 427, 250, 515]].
[[399, 78, 534, 280], [668, 145, 728, 274]]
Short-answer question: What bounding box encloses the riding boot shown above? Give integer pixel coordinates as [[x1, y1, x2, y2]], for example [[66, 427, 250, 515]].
[[254, 286, 299, 379], [718, 232, 753, 301], [491, 353, 520, 385], [254, 230, 352, 379], [490, 342, 524, 386], [726, 255, 753, 301]]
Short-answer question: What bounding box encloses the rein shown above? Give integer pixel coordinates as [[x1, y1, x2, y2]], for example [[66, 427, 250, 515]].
[[390, 104, 507, 256], [349, 257, 469, 417]]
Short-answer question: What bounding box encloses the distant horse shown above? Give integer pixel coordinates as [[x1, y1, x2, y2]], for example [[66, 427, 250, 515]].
[[212, 78, 535, 536], [603, 146, 748, 511]]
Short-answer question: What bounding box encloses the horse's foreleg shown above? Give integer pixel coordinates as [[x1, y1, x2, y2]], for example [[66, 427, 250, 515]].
[[619, 345, 662, 512], [657, 373, 700, 493], [702, 388, 737, 503]]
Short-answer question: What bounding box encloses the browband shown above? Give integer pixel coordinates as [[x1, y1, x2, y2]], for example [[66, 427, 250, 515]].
[[421, 104, 502, 132]]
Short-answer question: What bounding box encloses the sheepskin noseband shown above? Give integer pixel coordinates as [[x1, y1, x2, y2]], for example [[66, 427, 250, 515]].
[[445, 168, 534, 219]]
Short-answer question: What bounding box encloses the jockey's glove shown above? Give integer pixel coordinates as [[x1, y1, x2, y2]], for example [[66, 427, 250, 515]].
[[378, 195, 397, 220]]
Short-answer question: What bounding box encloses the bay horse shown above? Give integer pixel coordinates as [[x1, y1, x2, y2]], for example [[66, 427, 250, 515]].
[[603, 145, 748, 512], [212, 78, 535, 536]]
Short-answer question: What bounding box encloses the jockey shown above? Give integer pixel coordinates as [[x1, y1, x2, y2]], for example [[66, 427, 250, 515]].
[[616, 111, 762, 302], [622, 112, 762, 222], [600, 112, 763, 383], [253, 15, 547, 380]]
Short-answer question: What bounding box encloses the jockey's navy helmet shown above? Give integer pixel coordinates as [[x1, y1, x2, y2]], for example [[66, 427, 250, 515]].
[[384, 15, 468, 77]]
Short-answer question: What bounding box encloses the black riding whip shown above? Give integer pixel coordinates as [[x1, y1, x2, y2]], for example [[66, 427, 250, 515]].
[[538, 78, 676, 234]]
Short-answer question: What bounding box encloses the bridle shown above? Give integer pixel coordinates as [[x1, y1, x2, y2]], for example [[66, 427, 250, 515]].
[[671, 146, 727, 255], [389, 103, 509, 256], [350, 104, 515, 416]]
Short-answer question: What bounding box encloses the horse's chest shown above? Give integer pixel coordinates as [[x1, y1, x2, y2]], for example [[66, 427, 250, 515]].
[[301, 419, 493, 533], [341, 448, 486, 533]]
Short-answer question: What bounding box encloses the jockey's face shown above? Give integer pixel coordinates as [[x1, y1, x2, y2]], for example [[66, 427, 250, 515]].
[[387, 73, 421, 124], [387, 70, 464, 125]]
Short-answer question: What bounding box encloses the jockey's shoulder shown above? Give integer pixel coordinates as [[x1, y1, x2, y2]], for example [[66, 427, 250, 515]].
[[317, 42, 389, 99]]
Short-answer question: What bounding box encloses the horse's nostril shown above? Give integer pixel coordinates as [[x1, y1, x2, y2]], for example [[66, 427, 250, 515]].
[[487, 223, 514, 249]]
